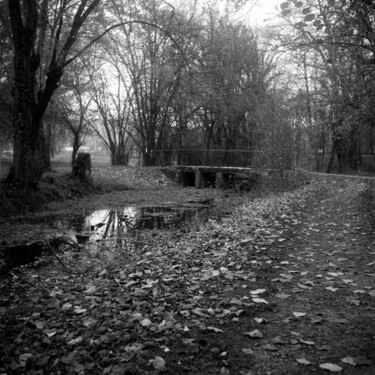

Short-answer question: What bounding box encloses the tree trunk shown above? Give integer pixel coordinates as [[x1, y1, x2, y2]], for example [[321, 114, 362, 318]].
[[143, 151, 157, 166], [110, 147, 129, 166], [44, 120, 51, 170], [337, 151, 343, 173], [72, 135, 80, 166], [326, 144, 335, 173], [50, 121, 56, 158], [12, 53, 47, 189]]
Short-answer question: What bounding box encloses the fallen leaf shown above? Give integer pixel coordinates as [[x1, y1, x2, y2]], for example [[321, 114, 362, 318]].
[[43, 329, 57, 338], [141, 318, 152, 327], [254, 317, 267, 324], [206, 326, 223, 333], [19, 353, 33, 366], [325, 286, 339, 292], [61, 303, 72, 311], [292, 287, 304, 293], [74, 308, 87, 314], [297, 283, 310, 289], [276, 292, 290, 299], [349, 299, 360, 306], [84, 284, 97, 294], [342, 356, 373, 366], [293, 312, 306, 318], [319, 363, 343, 372], [83, 317, 97, 327], [152, 356, 166, 370], [271, 336, 286, 344], [342, 356, 356, 366], [34, 321, 44, 329], [241, 348, 253, 354], [300, 339, 315, 346], [296, 358, 311, 365], [312, 318, 323, 324], [252, 297, 268, 304], [230, 297, 243, 305], [239, 238, 253, 246], [68, 337, 82, 346], [47, 297, 59, 309], [327, 272, 339, 277], [125, 343, 144, 353], [250, 289, 266, 295], [244, 329, 263, 338], [318, 345, 332, 351], [263, 343, 278, 351]]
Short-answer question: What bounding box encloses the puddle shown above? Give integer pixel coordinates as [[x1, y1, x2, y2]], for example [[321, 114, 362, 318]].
[[68, 205, 209, 244], [1, 203, 210, 270]]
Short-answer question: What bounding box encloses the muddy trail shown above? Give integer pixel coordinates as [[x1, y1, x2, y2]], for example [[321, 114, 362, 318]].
[[197, 176, 375, 375], [0, 175, 374, 374]]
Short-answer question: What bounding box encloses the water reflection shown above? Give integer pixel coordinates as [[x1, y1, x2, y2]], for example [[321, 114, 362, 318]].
[[1, 205, 209, 269], [71, 205, 206, 247]]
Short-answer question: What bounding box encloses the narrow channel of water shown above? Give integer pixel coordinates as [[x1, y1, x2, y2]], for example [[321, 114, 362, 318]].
[[1, 204, 210, 270]]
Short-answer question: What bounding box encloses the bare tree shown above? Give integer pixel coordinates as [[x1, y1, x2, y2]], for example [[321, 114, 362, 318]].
[[88, 51, 134, 166], [56, 60, 94, 165]]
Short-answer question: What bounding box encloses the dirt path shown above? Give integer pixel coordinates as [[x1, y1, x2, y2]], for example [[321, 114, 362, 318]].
[[0, 177, 374, 375], [152, 177, 375, 375], [230, 177, 375, 374]]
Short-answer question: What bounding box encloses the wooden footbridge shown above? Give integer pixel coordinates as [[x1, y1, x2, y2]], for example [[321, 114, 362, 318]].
[[174, 165, 273, 188]]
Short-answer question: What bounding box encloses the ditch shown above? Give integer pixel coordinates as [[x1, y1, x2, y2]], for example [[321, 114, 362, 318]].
[[0, 202, 213, 273]]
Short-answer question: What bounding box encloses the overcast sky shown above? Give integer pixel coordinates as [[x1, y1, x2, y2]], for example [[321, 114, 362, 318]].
[[169, 0, 282, 26], [246, 0, 281, 26]]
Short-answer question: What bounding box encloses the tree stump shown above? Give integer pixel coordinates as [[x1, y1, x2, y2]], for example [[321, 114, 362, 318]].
[[72, 152, 92, 182]]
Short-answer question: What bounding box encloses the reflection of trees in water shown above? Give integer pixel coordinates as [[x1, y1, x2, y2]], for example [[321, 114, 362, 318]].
[[79, 206, 203, 248], [84, 209, 134, 248], [145, 207, 178, 229], [131, 206, 194, 230]]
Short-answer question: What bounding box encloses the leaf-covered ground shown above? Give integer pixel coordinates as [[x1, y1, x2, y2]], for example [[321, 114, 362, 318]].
[[1, 173, 375, 374]]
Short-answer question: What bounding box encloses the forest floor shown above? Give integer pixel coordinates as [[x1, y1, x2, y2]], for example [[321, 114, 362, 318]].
[[0, 167, 375, 375]]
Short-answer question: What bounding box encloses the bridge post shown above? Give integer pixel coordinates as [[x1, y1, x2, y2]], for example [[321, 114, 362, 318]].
[[216, 172, 230, 188], [195, 170, 206, 188]]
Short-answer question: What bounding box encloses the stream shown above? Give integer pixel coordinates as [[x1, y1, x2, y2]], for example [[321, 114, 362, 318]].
[[0, 202, 212, 270]]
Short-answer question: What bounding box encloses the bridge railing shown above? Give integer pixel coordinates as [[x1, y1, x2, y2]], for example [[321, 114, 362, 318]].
[[153, 149, 265, 168], [152, 148, 375, 174]]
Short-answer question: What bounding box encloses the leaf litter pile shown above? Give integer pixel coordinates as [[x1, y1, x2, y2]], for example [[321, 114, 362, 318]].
[[1, 175, 375, 374]]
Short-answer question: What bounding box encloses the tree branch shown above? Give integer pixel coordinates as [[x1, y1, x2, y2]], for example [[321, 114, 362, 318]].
[[64, 20, 187, 68]]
